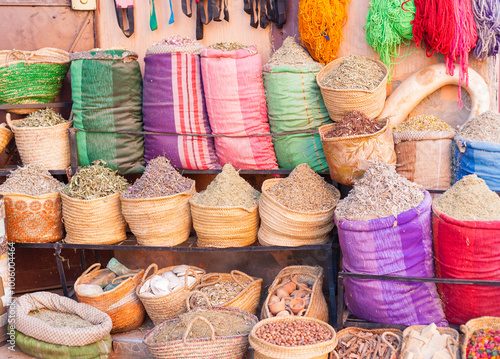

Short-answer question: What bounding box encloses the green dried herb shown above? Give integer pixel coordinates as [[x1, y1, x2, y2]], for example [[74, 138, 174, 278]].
[[0, 164, 63, 196], [19, 108, 68, 127]]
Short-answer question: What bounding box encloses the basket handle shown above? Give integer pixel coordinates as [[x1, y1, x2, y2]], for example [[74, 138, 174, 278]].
[[446, 336, 458, 359], [5, 113, 13, 130], [186, 290, 212, 311], [5, 50, 35, 66], [331, 351, 340, 359], [183, 267, 205, 287], [140, 263, 158, 285], [230, 270, 255, 287], [81, 263, 101, 277], [460, 324, 469, 336], [291, 274, 313, 292], [111, 273, 135, 285], [182, 316, 215, 343], [381, 332, 402, 352], [196, 273, 222, 290]]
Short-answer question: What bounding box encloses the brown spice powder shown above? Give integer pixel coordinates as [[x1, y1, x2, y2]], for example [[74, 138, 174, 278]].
[[323, 111, 384, 138]]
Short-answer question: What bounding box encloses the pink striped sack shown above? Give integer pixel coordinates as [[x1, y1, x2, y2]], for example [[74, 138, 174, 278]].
[[200, 46, 278, 169]]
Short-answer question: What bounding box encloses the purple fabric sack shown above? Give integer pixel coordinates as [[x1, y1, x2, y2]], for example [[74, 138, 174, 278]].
[[335, 190, 447, 326]]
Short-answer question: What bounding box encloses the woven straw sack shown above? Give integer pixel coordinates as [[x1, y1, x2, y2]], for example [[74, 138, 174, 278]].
[[460, 317, 500, 359], [258, 179, 339, 247], [316, 56, 388, 122], [1, 192, 63, 243], [75, 263, 146, 334], [12, 291, 112, 347], [400, 325, 459, 359], [187, 270, 263, 315], [261, 266, 328, 322], [249, 316, 337, 359], [120, 183, 195, 247], [61, 192, 127, 245], [136, 263, 206, 326], [334, 327, 403, 359], [189, 200, 259, 248], [143, 306, 258, 359], [0, 124, 13, 153], [7, 114, 71, 170]]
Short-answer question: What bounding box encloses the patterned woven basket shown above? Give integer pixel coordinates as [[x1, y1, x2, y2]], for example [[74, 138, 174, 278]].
[[75, 263, 146, 334], [0, 48, 70, 114], [0, 124, 13, 154], [460, 317, 500, 359], [400, 325, 459, 359], [334, 327, 403, 359]]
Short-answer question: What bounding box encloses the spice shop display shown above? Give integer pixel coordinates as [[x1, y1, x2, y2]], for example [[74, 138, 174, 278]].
[[400, 323, 459, 359], [461, 317, 500, 359], [334, 328, 402, 359]]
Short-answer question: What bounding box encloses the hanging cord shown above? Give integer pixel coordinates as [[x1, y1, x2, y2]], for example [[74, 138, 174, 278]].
[[472, 0, 500, 60]]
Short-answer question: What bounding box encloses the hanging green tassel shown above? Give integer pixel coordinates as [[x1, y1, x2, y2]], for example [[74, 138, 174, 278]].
[[150, 0, 158, 31]]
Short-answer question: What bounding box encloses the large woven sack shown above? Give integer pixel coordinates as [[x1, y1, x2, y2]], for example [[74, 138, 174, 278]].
[[143, 51, 220, 169], [120, 183, 195, 246], [189, 200, 259, 247], [400, 325, 458, 359], [319, 118, 396, 185], [263, 62, 331, 172], [75, 263, 146, 333], [432, 206, 500, 324], [0, 124, 13, 154], [261, 266, 328, 322], [316, 56, 388, 122], [460, 317, 500, 359], [12, 291, 112, 347], [61, 192, 127, 245], [249, 317, 337, 359], [143, 306, 258, 359], [1, 192, 63, 243], [6, 114, 71, 170], [335, 191, 447, 326], [334, 328, 403, 359], [71, 49, 144, 174], [258, 179, 339, 247], [200, 46, 278, 169], [394, 130, 456, 190]]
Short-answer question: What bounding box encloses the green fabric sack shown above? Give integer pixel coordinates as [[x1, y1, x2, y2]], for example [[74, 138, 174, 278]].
[[263, 64, 332, 172], [71, 49, 144, 174]]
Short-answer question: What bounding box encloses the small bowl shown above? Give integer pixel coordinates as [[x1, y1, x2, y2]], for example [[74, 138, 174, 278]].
[[269, 295, 280, 305], [289, 298, 306, 314], [275, 288, 289, 299], [282, 281, 297, 294], [269, 299, 287, 314]]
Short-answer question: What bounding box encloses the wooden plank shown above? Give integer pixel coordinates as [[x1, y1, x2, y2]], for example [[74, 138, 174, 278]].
[[0, 0, 69, 6]]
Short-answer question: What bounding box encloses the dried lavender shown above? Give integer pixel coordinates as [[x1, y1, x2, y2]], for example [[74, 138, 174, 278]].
[[0, 164, 63, 196], [457, 111, 500, 144], [266, 37, 317, 67], [19, 108, 68, 127], [209, 42, 249, 51], [122, 157, 194, 199], [323, 111, 384, 138]]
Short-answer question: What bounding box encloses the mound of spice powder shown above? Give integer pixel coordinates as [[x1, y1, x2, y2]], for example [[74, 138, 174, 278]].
[[267, 163, 340, 212], [434, 174, 500, 221], [191, 164, 260, 209], [458, 111, 500, 144], [122, 157, 194, 199], [266, 37, 317, 67], [323, 111, 384, 138], [0, 164, 63, 196], [208, 42, 249, 51], [394, 114, 454, 132]]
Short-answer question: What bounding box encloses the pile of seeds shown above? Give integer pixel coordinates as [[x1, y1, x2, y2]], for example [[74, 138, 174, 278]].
[[153, 35, 201, 47], [18, 108, 67, 127], [458, 111, 500, 144], [266, 37, 317, 67], [394, 114, 454, 132], [29, 308, 93, 328], [335, 162, 424, 221], [209, 42, 248, 51], [191, 164, 260, 209], [320, 55, 385, 91], [255, 320, 332, 346], [434, 174, 500, 221], [0, 164, 63, 196], [122, 157, 193, 199], [61, 160, 128, 200], [193, 280, 248, 306], [267, 163, 339, 212], [323, 111, 384, 138]]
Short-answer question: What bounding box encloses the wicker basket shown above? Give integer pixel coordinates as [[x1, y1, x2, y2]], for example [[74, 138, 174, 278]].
[[189, 200, 259, 248], [316, 56, 388, 122], [400, 325, 459, 359], [258, 179, 339, 247], [1, 192, 63, 243], [187, 270, 263, 315], [0, 124, 13, 153], [120, 183, 195, 247], [249, 316, 337, 359], [136, 263, 206, 326], [261, 266, 328, 322], [75, 263, 146, 334], [460, 317, 500, 359], [334, 327, 403, 359], [0, 48, 70, 114], [143, 306, 258, 359], [6, 114, 71, 170], [61, 192, 127, 245]]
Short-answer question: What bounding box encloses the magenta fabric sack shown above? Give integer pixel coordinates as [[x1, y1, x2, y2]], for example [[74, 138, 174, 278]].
[[335, 191, 447, 326]]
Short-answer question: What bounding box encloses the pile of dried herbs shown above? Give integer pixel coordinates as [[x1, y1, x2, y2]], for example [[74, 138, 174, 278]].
[[122, 157, 194, 199], [61, 160, 128, 200], [191, 164, 260, 209], [208, 42, 248, 51], [457, 111, 500, 144], [0, 164, 63, 196], [323, 111, 384, 138], [394, 114, 454, 132], [266, 37, 317, 67], [18, 108, 68, 127], [335, 162, 424, 221], [29, 308, 93, 328], [153, 35, 201, 47]]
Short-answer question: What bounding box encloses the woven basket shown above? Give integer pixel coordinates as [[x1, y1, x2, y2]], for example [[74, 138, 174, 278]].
[[75, 263, 146, 334], [258, 179, 339, 247], [187, 270, 263, 315], [120, 183, 195, 247], [400, 325, 459, 359], [460, 317, 500, 359], [261, 266, 328, 322], [6, 114, 71, 170], [249, 316, 337, 359], [334, 327, 403, 359], [1, 192, 63, 243], [0, 124, 13, 153], [61, 192, 127, 245], [189, 200, 259, 248], [316, 56, 388, 122], [143, 306, 258, 359], [0, 48, 70, 114], [136, 263, 205, 326]]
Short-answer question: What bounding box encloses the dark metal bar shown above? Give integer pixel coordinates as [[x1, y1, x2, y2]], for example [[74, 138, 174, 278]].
[[94, 250, 100, 263], [0, 102, 72, 110], [325, 246, 337, 326], [69, 128, 79, 177], [337, 275, 344, 330], [79, 249, 87, 272], [55, 245, 69, 297]]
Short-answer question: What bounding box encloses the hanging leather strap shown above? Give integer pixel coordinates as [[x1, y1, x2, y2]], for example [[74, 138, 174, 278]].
[[114, 0, 135, 37], [182, 0, 194, 17], [259, 0, 270, 29], [275, 0, 287, 28]]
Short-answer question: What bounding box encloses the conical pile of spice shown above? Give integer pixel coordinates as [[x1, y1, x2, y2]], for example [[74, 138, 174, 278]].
[[266, 37, 317, 67], [18, 108, 68, 127], [457, 111, 500, 144], [122, 157, 194, 199], [322, 110, 384, 138], [434, 174, 500, 221], [394, 114, 454, 132], [267, 163, 340, 212], [0, 164, 63, 196], [191, 164, 260, 209], [335, 162, 424, 221]]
